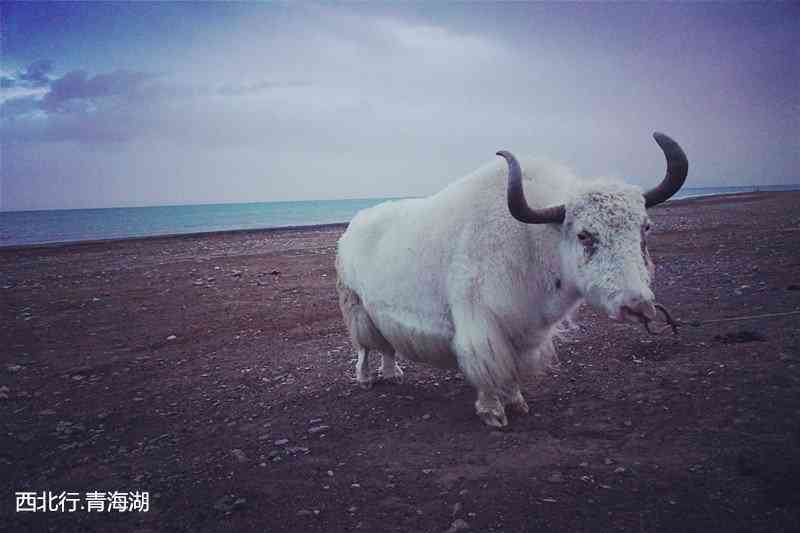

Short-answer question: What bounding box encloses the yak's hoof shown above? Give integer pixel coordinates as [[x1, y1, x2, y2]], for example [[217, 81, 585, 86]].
[[477, 408, 508, 428], [379, 365, 404, 385], [357, 376, 375, 390], [508, 396, 530, 415]]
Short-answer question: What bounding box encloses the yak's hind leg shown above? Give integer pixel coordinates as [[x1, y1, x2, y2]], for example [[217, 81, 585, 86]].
[[355, 347, 373, 389], [452, 305, 519, 428], [337, 278, 394, 389], [379, 352, 404, 384]]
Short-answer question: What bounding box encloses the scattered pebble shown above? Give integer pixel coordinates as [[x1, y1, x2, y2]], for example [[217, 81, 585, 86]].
[[166, 335, 177, 341], [308, 425, 330, 434], [7, 364, 22, 372], [547, 471, 565, 483], [274, 438, 289, 446], [213, 495, 246, 512], [231, 449, 248, 463]]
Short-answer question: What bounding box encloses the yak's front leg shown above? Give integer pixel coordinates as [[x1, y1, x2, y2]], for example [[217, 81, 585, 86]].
[[452, 304, 519, 428], [505, 384, 530, 415], [475, 390, 508, 428]]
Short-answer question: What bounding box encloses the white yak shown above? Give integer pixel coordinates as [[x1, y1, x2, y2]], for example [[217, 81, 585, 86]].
[[336, 133, 688, 427]]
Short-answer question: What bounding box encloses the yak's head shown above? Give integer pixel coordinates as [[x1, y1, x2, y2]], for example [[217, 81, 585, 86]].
[[497, 132, 688, 324]]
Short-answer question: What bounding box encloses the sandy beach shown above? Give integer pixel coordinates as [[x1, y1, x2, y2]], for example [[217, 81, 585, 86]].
[[2, 192, 799, 533]]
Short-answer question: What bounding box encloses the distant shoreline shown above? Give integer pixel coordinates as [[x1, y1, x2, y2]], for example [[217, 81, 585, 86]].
[[1, 190, 796, 251]]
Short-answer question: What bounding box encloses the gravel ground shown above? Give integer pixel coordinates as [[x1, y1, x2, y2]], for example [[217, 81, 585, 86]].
[[1, 192, 799, 533]]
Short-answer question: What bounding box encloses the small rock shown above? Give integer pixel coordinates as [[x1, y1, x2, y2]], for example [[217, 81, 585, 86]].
[[308, 425, 330, 434], [547, 471, 565, 483], [422, 413, 432, 420], [231, 449, 248, 463], [274, 438, 289, 446], [445, 518, 470, 533], [452, 502, 462, 518], [286, 446, 310, 455], [231, 270, 243, 277], [327, 470, 334, 477], [7, 364, 22, 372], [297, 509, 314, 516], [347, 506, 357, 513], [270, 270, 280, 275], [604, 458, 615, 465], [166, 335, 177, 341], [614, 466, 627, 474], [213, 495, 246, 512], [309, 418, 324, 424]]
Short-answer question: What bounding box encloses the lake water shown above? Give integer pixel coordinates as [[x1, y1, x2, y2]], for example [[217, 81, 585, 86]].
[[1, 186, 797, 247]]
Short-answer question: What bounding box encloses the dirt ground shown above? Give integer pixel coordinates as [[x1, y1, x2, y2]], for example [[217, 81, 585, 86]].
[[2, 192, 799, 533]]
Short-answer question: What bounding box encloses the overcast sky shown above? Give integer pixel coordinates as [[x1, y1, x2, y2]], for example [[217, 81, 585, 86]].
[[1, 2, 798, 211]]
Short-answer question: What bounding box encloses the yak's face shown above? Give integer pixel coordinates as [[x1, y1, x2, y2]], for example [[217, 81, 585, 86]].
[[559, 185, 656, 323]]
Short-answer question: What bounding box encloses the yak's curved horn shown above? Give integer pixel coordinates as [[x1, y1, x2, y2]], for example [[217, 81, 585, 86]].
[[497, 150, 565, 224], [645, 132, 689, 208]]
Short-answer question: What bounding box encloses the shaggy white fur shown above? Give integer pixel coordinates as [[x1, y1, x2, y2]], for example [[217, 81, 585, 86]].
[[336, 155, 657, 427]]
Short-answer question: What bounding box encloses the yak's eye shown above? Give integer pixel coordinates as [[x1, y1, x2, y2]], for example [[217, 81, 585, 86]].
[[577, 231, 593, 244], [644, 223, 651, 233]]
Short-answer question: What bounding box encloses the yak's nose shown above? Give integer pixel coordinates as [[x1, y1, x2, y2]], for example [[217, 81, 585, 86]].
[[620, 291, 656, 321]]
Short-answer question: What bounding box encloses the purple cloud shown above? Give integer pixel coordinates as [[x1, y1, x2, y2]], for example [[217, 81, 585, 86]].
[[40, 69, 156, 113]]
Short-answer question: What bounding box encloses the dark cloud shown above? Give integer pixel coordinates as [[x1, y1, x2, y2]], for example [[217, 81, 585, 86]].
[[19, 59, 54, 87]]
